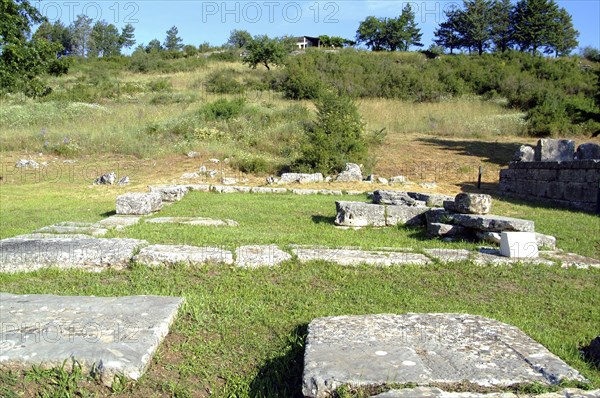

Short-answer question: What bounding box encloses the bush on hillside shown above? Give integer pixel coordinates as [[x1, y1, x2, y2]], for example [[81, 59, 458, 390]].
[[293, 91, 368, 174]]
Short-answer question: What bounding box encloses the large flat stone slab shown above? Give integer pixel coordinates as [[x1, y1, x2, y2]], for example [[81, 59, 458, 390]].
[[335, 202, 386, 227], [0, 237, 147, 273], [0, 293, 183, 385], [450, 214, 534, 233], [386, 206, 429, 226], [424, 248, 472, 262], [94, 215, 141, 230], [373, 387, 600, 398], [235, 245, 292, 268], [35, 222, 108, 237], [473, 248, 554, 266], [541, 251, 600, 269], [302, 313, 587, 398], [145, 217, 238, 226], [133, 244, 233, 266], [293, 247, 430, 266]]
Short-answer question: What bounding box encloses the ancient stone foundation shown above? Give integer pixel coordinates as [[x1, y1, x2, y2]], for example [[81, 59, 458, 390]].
[[499, 159, 600, 212]]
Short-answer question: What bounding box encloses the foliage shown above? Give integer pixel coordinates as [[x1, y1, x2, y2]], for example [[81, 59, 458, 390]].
[[294, 91, 367, 174], [205, 68, 244, 94], [227, 29, 252, 48], [163, 25, 183, 52], [318, 35, 354, 48], [356, 7, 423, 52], [243, 35, 291, 70], [582, 47, 600, 63], [434, 0, 578, 56], [70, 14, 93, 56], [89, 20, 121, 57], [202, 98, 246, 120], [0, 0, 69, 96]]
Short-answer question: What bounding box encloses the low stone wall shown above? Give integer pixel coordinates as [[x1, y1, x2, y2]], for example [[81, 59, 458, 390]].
[[499, 160, 600, 212]]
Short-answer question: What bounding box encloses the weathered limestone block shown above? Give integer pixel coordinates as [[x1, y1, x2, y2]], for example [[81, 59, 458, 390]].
[[235, 245, 291, 268], [454, 193, 492, 214], [186, 184, 211, 192], [95, 215, 141, 230], [576, 142, 600, 160], [145, 217, 238, 226], [372, 387, 600, 398], [0, 237, 147, 273], [0, 292, 183, 386], [292, 189, 320, 195], [35, 222, 108, 237], [279, 173, 324, 184], [116, 192, 162, 215], [335, 201, 386, 227], [535, 139, 575, 162], [293, 247, 430, 267], [425, 208, 454, 225], [389, 175, 408, 184], [335, 163, 362, 182], [443, 200, 457, 213], [451, 214, 534, 232], [385, 206, 429, 226], [133, 244, 233, 266], [148, 185, 189, 202], [251, 187, 287, 194], [372, 190, 424, 207], [513, 145, 535, 162], [319, 189, 343, 196], [302, 313, 587, 398]]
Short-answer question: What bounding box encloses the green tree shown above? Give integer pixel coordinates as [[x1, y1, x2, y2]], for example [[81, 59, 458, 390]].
[[295, 91, 367, 174], [227, 29, 252, 48], [164, 25, 183, 51], [70, 14, 93, 56], [183, 44, 198, 57], [545, 7, 578, 57], [146, 38, 162, 53], [490, 0, 513, 52], [120, 23, 136, 49], [387, 4, 423, 51], [512, 0, 560, 55], [0, 0, 68, 96], [89, 20, 121, 57], [34, 20, 74, 56], [434, 10, 462, 54], [356, 16, 387, 51], [459, 0, 493, 55], [242, 35, 290, 71]]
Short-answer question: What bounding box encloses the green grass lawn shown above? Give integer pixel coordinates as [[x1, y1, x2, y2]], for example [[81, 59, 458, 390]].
[[1, 187, 599, 397]]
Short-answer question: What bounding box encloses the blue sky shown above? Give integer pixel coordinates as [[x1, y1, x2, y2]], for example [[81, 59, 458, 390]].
[[36, 0, 600, 51]]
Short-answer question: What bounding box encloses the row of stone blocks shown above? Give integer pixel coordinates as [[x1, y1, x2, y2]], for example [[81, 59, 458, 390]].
[[499, 160, 600, 213], [115, 184, 366, 215]]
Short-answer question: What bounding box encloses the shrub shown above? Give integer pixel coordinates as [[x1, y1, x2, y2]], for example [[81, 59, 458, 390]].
[[202, 98, 246, 120], [146, 78, 172, 92], [293, 91, 368, 174], [205, 69, 244, 94]]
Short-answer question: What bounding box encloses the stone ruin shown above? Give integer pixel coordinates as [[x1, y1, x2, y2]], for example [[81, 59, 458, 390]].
[[334, 191, 556, 251], [501, 138, 600, 212]]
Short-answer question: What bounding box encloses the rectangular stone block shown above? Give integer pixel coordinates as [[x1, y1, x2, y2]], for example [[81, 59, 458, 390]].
[[116, 192, 162, 215], [148, 185, 189, 202], [546, 182, 565, 200], [385, 206, 429, 226], [335, 202, 386, 227], [451, 214, 534, 232], [558, 169, 586, 183], [537, 169, 558, 182], [586, 169, 600, 183]]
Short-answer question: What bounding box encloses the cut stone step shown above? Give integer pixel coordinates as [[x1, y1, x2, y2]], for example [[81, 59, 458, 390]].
[[235, 245, 292, 268], [293, 247, 430, 266], [302, 313, 588, 398], [35, 222, 108, 237], [0, 237, 148, 273], [0, 292, 183, 386], [450, 214, 534, 232], [133, 244, 233, 266], [145, 217, 238, 226], [94, 215, 141, 230]]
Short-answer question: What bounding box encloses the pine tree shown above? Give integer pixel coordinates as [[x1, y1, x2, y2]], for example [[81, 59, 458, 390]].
[[356, 16, 387, 51], [434, 10, 462, 54], [70, 14, 93, 56], [490, 0, 513, 52], [460, 0, 493, 55], [512, 0, 560, 55], [120, 23, 136, 49], [545, 7, 578, 57], [164, 25, 183, 51], [89, 20, 121, 57]]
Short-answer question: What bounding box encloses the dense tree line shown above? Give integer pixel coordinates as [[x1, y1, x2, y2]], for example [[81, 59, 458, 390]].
[[434, 0, 578, 56]]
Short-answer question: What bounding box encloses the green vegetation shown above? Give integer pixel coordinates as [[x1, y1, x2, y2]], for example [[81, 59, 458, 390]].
[[356, 4, 423, 51]]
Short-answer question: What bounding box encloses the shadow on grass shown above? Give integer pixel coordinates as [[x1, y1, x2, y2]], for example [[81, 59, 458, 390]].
[[311, 215, 336, 225], [417, 138, 523, 166], [249, 324, 307, 398], [100, 210, 116, 217]]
